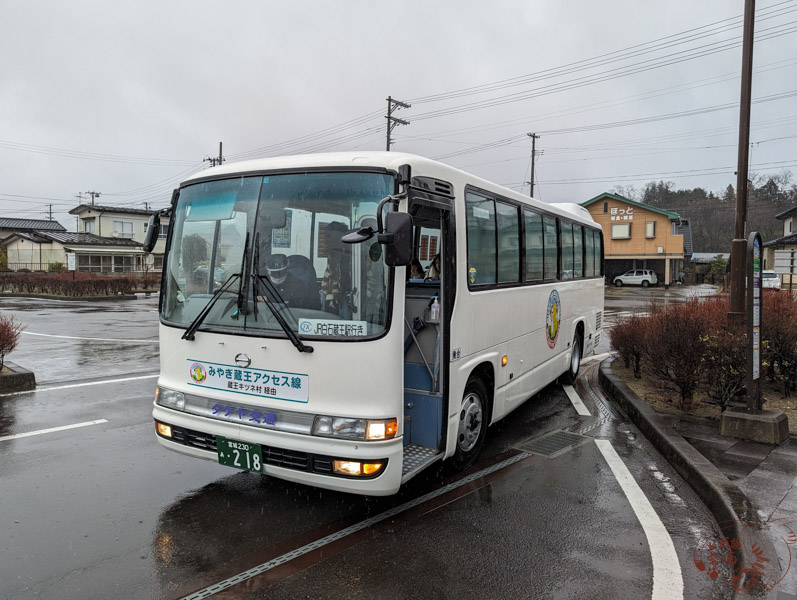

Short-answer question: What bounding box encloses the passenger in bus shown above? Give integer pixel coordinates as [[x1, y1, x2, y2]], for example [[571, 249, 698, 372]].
[[426, 253, 441, 280], [321, 222, 353, 319], [263, 253, 317, 309], [409, 259, 425, 280]]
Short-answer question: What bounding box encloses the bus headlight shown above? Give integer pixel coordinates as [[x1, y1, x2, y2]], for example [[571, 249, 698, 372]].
[[312, 416, 398, 441], [365, 419, 398, 440], [155, 387, 185, 411], [333, 460, 385, 476]]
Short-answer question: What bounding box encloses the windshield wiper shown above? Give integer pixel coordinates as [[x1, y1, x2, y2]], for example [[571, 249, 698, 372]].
[[181, 273, 241, 341], [236, 231, 251, 316], [250, 235, 313, 353]]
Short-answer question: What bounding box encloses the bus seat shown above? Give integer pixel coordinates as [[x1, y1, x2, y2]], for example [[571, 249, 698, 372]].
[[287, 255, 321, 309]]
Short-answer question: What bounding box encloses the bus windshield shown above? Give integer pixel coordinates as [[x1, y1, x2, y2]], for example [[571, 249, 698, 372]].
[[161, 171, 395, 340]]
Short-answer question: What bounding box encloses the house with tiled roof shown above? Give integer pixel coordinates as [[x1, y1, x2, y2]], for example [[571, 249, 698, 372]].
[[0, 218, 66, 242], [763, 204, 797, 290], [1, 231, 144, 273], [581, 192, 690, 287]]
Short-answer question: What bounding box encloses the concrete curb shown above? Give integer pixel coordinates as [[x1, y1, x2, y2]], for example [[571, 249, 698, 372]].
[[0, 360, 36, 392], [598, 357, 777, 596]]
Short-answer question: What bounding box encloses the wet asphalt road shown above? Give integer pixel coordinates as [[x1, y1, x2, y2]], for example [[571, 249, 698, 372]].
[[0, 289, 733, 600]]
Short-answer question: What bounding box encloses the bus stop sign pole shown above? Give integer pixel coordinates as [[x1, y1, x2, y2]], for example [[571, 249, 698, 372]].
[[747, 231, 762, 410]]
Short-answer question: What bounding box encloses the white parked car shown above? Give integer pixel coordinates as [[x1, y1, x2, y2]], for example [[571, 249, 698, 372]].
[[613, 269, 658, 287], [762, 270, 782, 289]]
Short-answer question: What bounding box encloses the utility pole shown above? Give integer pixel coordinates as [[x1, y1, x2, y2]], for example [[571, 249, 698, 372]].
[[729, 0, 756, 320], [527, 133, 541, 197], [386, 97, 410, 151], [143, 202, 150, 211], [47, 204, 53, 220], [204, 142, 225, 167], [86, 191, 101, 206]]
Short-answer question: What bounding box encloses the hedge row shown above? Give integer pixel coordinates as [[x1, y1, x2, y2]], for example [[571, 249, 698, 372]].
[[0, 273, 133, 296], [610, 291, 797, 410]]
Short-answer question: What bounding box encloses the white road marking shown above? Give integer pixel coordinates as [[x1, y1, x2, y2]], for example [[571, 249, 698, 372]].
[[595, 439, 684, 600], [563, 384, 591, 416], [179, 451, 532, 600], [0, 419, 108, 442], [22, 331, 157, 343], [0, 374, 159, 398]]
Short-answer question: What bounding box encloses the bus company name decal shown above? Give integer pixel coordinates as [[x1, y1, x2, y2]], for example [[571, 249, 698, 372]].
[[546, 290, 561, 349], [187, 360, 309, 403]]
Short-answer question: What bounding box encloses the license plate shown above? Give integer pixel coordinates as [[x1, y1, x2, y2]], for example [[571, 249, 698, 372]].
[[216, 436, 263, 472]]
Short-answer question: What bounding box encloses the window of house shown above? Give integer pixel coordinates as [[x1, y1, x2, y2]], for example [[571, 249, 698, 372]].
[[83, 218, 95, 233], [603, 202, 608, 213], [160, 224, 169, 239], [645, 221, 656, 238], [113, 221, 134, 239], [612, 223, 631, 239]]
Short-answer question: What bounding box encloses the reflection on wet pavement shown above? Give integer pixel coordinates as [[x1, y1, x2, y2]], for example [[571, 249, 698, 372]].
[[0, 295, 160, 384]]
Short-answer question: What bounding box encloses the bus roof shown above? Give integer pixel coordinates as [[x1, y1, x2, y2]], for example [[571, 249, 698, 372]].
[[182, 152, 597, 228]]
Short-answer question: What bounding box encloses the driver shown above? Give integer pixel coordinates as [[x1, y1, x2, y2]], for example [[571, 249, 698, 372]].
[[264, 254, 316, 310]]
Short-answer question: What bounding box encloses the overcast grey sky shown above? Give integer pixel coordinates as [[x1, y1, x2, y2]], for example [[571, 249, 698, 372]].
[[1, 0, 795, 231]]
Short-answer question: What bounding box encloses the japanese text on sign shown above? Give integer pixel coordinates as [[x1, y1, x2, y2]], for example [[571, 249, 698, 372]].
[[187, 360, 309, 403], [610, 207, 634, 221], [298, 319, 368, 337]]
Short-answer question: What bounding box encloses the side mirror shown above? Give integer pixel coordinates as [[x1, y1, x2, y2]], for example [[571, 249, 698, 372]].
[[342, 227, 375, 244], [381, 212, 412, 266], [143, 213, 160, 253]]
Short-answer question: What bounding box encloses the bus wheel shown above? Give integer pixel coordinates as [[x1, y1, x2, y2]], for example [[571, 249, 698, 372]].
[[561, 334, 582, 385], [452, 379, 488, 470]]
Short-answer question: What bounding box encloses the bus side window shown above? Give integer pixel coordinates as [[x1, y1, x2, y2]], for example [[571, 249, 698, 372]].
[[465, 192, 496, 285], [524, 210, 543, 282], [543, 216, 558, 280]]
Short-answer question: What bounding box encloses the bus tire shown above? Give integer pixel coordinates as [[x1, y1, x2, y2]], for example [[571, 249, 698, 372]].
[[561, 334, 582, 385], [451, 378, 489, 471]]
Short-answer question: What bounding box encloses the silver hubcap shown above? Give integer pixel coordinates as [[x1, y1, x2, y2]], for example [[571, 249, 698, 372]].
[[458, 393, 483, 453]]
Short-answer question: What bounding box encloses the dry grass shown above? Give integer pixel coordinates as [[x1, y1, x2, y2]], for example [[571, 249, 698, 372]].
[[610, 358, 797, 433]]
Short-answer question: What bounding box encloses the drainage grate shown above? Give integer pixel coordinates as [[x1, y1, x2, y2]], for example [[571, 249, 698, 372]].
[[516, 430, 586, 457]]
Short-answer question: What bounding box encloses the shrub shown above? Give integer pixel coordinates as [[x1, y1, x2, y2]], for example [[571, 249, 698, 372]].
[[699, 302, 747, 411], [641, 299, 714, 410], [0, 313, 24, 370], [610, 312, 648, 378], [762, 290, 797, 398], [48, 262, 65, 273]]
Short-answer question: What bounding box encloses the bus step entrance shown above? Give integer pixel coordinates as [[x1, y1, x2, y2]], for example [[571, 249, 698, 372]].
[[402, 444, 443, 481]]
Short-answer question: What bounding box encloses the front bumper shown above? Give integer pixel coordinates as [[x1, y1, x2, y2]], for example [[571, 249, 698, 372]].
[[152, 404, 404, 496]]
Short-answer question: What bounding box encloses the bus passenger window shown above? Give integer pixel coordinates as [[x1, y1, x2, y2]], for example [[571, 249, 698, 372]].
[[573, 224, 584, 278], [585, 229, 596, 277], [466, 192, 496, 285], [497, 202, 519, 283], [561, 222, 574, 280], [524, 211, 543, 281], [543, 216, 558, 280]]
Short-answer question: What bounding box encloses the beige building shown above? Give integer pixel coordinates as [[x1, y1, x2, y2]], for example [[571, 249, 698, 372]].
[[2, 232, 144, 273], [69, 204, 170, 270], [763, 204, 797, 290], [0, 218, 66, 241], [581, 193, 690, 287]]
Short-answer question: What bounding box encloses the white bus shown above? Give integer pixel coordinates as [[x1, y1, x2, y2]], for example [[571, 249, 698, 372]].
[[146, 152, 604, 496]]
